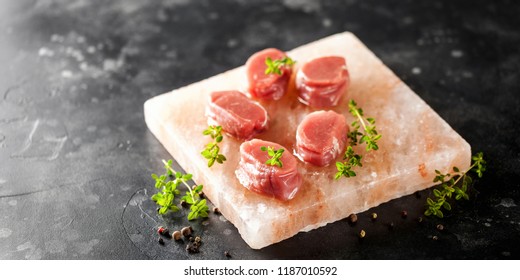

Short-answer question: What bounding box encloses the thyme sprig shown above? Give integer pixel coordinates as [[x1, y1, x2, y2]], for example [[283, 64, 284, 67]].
[[201, 125, 227, 167], [335, 146, 362, 179], [151, 172, 180, 215], [335, 100, 381, 179], [425, 152, 486, 218], [260, 146, 284, 168], [151, 159, 208, 220], [348, 100, 381, 151], [265, 56, 295, 75]]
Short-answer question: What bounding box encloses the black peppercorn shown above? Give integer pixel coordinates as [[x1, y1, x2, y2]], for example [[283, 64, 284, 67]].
[[432, 235, 439, 241], [401, 210, 408, 218], [158, 237, 165, 245], [436, 224, 444, 231], [388, 222, 395, 230], [224, 251, 231, 258], [186, 243, 200, 254], [186, 235, 202, 254]]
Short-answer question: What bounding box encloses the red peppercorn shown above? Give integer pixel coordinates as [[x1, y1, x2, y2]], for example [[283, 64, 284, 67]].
[[158, 227, 166, 235], [157, 227, 171, 238]]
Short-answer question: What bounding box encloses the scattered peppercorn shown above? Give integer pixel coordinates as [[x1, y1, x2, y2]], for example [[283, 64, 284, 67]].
[[186, 235, 202, 254], [370, 213, 378, 221], [181, 226, 192, 237], [158, 227, 165, 235], [224, 251, 231, 258], [348, 213, 358, 224], [401, 210, 408, 218], [186, 243, 200, 254], [213, 207, 221, 214], [432, 235, 439, 241], [359, 230, 366, 238], [199, 191, 205, 198], [180, 200, 187, 207], [157, 227, 171, 238], [158, 237, 165, 245], [173, 231, 182, 241], [436, 224, 444, 231], [388, 222, 395, 230]]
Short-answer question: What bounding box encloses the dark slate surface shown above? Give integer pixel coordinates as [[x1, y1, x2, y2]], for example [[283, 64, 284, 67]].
[[1, 0, 519, 260]]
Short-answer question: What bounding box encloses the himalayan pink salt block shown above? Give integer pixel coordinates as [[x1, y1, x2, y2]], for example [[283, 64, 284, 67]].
[[144, 32, 471, 249]]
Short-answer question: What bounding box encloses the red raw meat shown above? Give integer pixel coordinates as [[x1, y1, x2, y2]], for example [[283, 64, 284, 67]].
[[296, 110, 348, 166], [206, 90, 268, 140], [296, 56, 349, 107], [236, 139, 302, 201], [245, 48, 292, 100]]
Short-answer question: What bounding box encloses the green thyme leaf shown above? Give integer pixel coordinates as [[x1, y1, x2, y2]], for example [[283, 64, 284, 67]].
[[201, 125, 227, 167], [265, 56, 296, 75], [424, 153, 486, 218], [348, 100, 381, 152], [151, 159, 208, 221], [260, 146, 284, 168], [337, 99, 381, 180], [334, 146, 362, 179]]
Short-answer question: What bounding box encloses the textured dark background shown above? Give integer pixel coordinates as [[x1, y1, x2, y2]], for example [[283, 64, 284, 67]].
[[1, 0, 519, 259]]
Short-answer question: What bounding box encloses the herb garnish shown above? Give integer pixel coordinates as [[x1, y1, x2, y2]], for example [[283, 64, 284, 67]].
[[260, 146, 284, 168], [425, 152, 486, 218], [151, 172, 180, 215], [151, 159, 209, 220], [347, 100, 381, 151], [335, 100, 382, 179], [265, 56, 296, 75], [201, 125, 227, 167], [335, 146, 362, 179]]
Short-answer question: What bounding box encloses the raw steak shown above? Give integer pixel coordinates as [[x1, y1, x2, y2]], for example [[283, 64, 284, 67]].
[[296, 56, 349, 107], [207, 90, 268, 140], [245, 48, 292, 100], [235, 139, 302, 201], [144, 32, 471, 249], [296, 110, 348, 166]]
